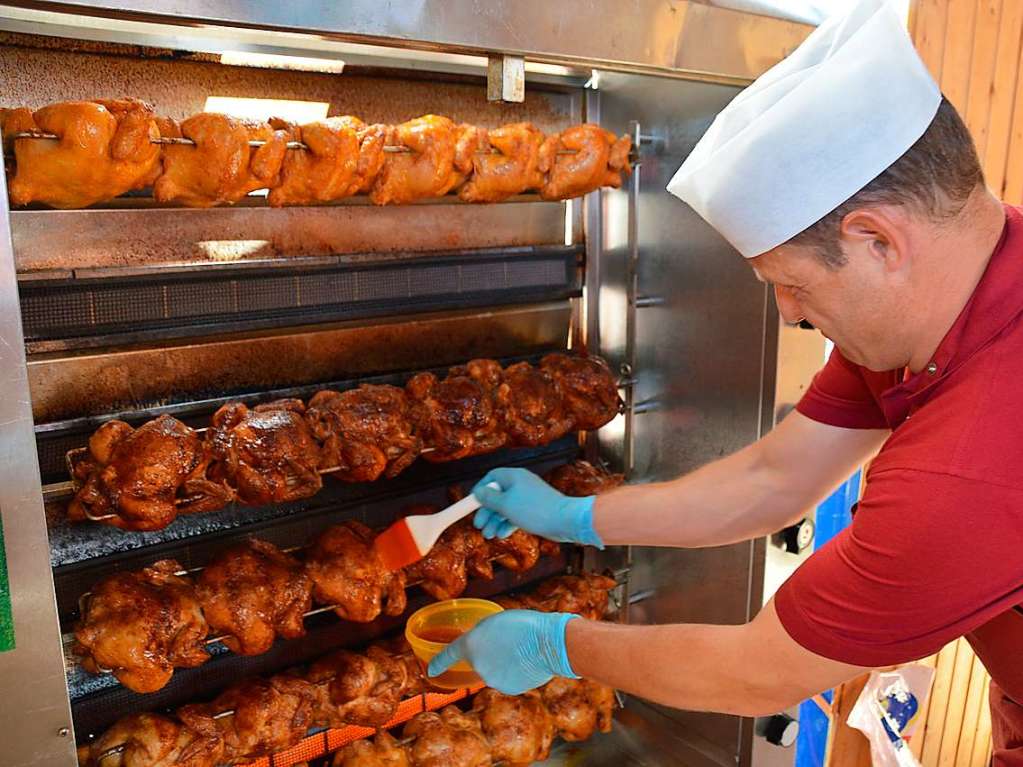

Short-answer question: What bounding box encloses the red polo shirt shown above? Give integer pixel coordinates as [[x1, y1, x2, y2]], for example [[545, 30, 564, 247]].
[[774, 204, 1023, 764]]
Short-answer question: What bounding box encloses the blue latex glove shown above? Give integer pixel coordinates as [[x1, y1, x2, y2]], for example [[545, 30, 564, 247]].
[[471, 468, 603, 548], [427, 610, 580, 695]]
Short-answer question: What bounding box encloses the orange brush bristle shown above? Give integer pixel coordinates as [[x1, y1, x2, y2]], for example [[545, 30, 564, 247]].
[[373, 519, 423, 572]]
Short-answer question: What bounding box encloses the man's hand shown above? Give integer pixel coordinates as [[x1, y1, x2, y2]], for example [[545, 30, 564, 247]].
[[426, 610, 580, 695], [471, 468, 603, 547]]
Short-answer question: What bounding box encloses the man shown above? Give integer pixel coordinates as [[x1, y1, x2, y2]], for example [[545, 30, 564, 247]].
[[429, 0, 1023, 761]]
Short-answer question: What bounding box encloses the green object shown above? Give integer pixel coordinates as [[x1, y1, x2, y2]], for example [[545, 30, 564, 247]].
[[0, 514, 13, 652]]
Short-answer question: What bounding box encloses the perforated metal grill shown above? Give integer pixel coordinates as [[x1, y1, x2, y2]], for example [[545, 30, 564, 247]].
[[19, 246, 581, 343]]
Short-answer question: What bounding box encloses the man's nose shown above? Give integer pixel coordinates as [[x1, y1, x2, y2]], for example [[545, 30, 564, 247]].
[[774, 285, 806, 325]]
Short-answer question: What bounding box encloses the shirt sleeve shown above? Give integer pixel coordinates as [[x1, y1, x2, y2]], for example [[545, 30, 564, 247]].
[[796, 347, 891, 429], [774, 468, 1023, 667]]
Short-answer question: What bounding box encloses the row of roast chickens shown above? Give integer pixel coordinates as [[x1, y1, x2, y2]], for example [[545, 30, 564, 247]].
[[74, 463, 623, 693], [78, 572, 618, 767], [69, 353, 622, 532], [0, 98, 632, 209]]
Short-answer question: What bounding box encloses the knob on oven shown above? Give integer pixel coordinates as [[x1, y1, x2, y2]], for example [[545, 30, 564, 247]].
[[756, 713, 799, 748], [772, 517, 815, 554]]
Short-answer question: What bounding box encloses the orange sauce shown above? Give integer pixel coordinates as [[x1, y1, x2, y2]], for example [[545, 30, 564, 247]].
[[417, 626, 465, 643]]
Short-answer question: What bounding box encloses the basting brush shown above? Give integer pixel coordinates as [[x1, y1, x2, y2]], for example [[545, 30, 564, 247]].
[[373, 482, 501, 571]]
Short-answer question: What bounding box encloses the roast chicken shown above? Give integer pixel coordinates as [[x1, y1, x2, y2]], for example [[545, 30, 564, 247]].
[[195, 539, 312, 655], [307, 385, 423, 483], [307, 645, 407, 728], [206, 399, 323, 506], [74, 559, 210, 693], [305, 520, 408, 622], [3, 99, 161, 208], [539, 353, 621, 431], [540, 677, 615, 742], [539, 123, 632, 201], [459, 122, 545, 203], [405, 368, 506, 462], [333, 116, 388, 193], [177, 675, 320, 765], [544, 460, 625, 497], [472, 689, 555, 767], [68, 414, 231, 531], [332, 731, 410, 767], [528, 572, 617, 621], [266, 117, 361, 206], [80, 712, 223, 767], [402, 706, 492, 767], [154, 112, 289, 207], [495, 361, 574, 446]]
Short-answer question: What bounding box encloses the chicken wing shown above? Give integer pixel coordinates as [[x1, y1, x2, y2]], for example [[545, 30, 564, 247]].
[[80, 712, 224, 767], [405, 369, 506, 462], [68, 415, 232, 531], [539, 353, 621, 431], [74, 559, 209, 693], [332, 731, 410, 767], [206, 399, 323, 506], [195, 539, 312, 655], [539, 124, 632, 201], [267, 117, 361, 206], [495, 361, 575, 446], [4, 99, 161, 208], [307, 385, 423, 483], [472, 688, 555, 767], [370, 115, 461, 205], [487, 528, 541, 573], [154, 112, 289, 207], [305, 520, 408, 622], [332, 116, 388, 193], [177, 675, 319, 765], [402, 706, 492, 767], [459, 122, 545, 203], [307, 645, 407, 728], [544, 460, 625, 497]]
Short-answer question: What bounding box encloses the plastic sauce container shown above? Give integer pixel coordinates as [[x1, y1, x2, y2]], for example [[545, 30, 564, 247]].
[[405, 598, 503, 689]]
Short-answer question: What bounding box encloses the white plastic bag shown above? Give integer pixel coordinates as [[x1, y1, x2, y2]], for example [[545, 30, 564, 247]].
[[846, 665, 935, 767]]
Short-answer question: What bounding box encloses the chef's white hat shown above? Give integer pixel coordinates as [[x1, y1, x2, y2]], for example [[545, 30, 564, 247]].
[[666, 0, 940, 258]]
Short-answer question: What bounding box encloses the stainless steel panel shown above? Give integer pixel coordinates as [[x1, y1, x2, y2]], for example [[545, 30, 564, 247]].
[[12, 202, 569, 272], [0, 137, 76, 766], [28, 302, 572, 422], [0, 0, 811, 83], [592, 72, 779, 766]]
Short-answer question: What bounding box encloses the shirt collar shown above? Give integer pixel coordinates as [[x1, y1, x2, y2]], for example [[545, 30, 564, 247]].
[[882, 204, 1022, 418]]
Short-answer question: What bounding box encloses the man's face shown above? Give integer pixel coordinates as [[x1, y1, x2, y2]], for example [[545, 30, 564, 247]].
[[750, 239, 909, 371]]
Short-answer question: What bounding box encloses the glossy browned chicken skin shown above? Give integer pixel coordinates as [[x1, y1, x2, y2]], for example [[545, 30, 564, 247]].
[[154, 112, 289, 207], [544, 460, 625, 497], [487, 529, 541, 573], [539, 353, 621, 431], [459, 122, 545, 203], [68, 415, 232, 530], [371, 115, 469, 205], [333, 116, 388, 193], [305, 520, 408, 622], [307, 645, 407, 728], [540, 677, 615, 742], [406, 369, 506, 462], [206, 399, 323, 506], [402, 706, 492, 767], [332, 731, 410, 767], [80, 712, 224, 767], [195, 539, 312, 655], [472, 688, 555, 767], [495, 361, 575, 446], [371, 635, 427, 697], [307, 385, 423, 483], [177, 675, 319, 765], [539, 123, 632, 201], [74, 559, 209, 693], [528, 572, 617, 620], [3, 99, 161, 208], [266, 117, 361, 206]]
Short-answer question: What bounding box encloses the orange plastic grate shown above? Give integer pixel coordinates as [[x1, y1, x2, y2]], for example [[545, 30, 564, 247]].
[[242, 684, 486, 767]]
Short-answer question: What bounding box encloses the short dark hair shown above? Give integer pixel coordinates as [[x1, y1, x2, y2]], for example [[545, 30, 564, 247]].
[[789, 97, 985, 268]]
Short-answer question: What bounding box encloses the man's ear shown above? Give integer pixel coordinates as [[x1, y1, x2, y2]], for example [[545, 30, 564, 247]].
[[838, 207, 908, 272]]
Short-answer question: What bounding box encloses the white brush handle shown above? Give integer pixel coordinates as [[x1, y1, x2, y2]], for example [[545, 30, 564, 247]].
[[412, 482, 501, 551]]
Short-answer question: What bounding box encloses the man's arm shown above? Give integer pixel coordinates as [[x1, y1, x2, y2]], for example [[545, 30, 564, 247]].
[[565, 598, 868, 716], [592, 410, 887, 548]]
